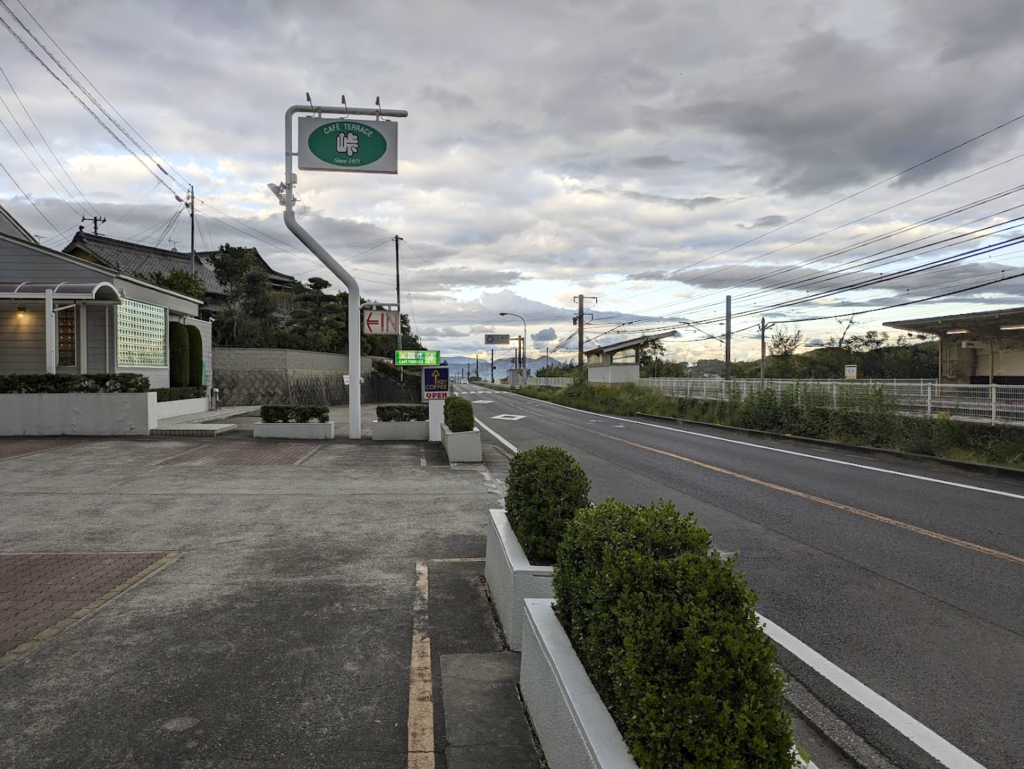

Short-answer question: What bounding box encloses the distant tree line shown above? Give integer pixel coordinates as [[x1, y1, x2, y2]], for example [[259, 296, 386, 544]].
[[141, 243, 424, 356]]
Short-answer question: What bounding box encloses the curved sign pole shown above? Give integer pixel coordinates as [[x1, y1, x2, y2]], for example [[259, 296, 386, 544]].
[[283, 104, 408, 438]]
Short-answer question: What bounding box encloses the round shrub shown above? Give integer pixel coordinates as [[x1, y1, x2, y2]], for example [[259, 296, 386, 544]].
[[168, 322, 190, 388], [554, 500, 794, 767], [443, 396, 475, 432], [505, 446, 590, 564], [186, 325, 204, 388]]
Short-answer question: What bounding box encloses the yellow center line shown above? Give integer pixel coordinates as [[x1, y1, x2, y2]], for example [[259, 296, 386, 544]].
[[516, 404, 1024, 567]]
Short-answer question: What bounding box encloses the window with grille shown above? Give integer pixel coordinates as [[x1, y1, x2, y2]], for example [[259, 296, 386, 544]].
[[117, 299, 166, 367], [58, 309, 76, 367]]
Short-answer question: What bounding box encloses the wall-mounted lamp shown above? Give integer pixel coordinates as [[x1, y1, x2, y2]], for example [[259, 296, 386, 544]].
[[16, 306, 26, 318], [945, 329, 969, 335]]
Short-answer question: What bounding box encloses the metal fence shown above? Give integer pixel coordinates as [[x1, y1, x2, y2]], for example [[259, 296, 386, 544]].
[[525, 376, 575, 388], [638, 378, 1024, 426]]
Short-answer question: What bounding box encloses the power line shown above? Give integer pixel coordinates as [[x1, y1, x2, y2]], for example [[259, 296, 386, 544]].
[[0, 156, 59, 233], [0, 110, 82, 217], [12, 0, 192, 191], [0, 12, 179, 199]]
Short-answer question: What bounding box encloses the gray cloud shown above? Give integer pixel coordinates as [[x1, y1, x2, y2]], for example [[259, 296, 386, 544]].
[[531, 327, 558, 342], [626, 155, 686, 170], [620, 191, 723, 209], [738, 215, 788, 230]]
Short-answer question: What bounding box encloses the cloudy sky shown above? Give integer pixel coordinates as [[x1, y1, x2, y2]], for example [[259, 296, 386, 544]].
[[2, 0, 1024, 362]]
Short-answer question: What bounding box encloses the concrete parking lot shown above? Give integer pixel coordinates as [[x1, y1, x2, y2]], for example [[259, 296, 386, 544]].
[[0, 435, 531, 768]]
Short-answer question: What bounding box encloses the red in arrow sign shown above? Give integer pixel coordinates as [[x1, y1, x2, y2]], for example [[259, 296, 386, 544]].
[[366, 314, 380, 330]]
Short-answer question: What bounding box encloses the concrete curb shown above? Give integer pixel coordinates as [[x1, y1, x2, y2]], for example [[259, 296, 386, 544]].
[[484, 510, 553, 651], [519, 598, 637, 768], [635, 412, 1024, 482]]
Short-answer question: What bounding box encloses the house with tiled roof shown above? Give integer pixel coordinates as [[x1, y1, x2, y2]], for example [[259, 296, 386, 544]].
[[63, 230, 296, 317]]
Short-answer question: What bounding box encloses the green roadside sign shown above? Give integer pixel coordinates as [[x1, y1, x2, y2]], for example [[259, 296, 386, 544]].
[[395, 350, 440, 366]]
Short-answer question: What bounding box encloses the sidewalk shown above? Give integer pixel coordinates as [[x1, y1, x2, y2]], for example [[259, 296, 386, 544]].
[[0, 431, 539, 767]]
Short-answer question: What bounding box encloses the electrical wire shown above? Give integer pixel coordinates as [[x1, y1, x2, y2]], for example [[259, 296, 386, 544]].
[[0, 156, 59, 233]]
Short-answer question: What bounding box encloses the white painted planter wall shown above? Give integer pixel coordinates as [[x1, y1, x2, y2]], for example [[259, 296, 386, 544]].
[[520, 599, 637, 769], [371, 420, 429, 441], [485, 509, 553, 651], [252, 421, 335, 440], [0, 392, 157, 436], [150, 396, 208, 421], [441, 424, 482, 462]]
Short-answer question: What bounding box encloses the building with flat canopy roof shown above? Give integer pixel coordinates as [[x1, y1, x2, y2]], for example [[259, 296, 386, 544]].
[[885, 306, 1024, 385], [585, 330, 678, 385]]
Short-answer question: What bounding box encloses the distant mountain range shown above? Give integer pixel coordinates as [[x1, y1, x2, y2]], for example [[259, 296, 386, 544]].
[[440, 355, 563, 380]]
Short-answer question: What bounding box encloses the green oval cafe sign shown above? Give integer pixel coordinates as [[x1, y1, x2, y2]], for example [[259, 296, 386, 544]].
[[298, 118, 398, 174]]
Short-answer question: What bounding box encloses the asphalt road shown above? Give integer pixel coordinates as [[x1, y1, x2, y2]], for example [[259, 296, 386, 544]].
[[457, 385, 1024, 769]]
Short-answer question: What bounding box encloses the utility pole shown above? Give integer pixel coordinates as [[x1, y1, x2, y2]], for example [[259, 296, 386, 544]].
[[189, 185, 195, 275], [724, 294, 732, 381], [574, 294, 598, 381], [491, 348, 494, 383], [760, 316, 767, 382], [82, 215, 106, 235], [394, 235, 403, 354], [577, 294, 585, 375], [475, 355, 479, 379]]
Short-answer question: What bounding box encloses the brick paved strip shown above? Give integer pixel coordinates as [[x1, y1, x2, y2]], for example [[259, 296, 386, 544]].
[[0, 552, 178, 667], [0, 440, 62, 461], [160, 442, 320, 466]]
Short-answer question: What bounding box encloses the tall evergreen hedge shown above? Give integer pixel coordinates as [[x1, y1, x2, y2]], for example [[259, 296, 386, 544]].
[[169, 322, 190, 388], [186, 325, 203, 388]]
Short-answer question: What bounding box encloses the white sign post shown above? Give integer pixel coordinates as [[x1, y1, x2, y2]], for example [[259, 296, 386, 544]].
[[282, 102, 408, 439]]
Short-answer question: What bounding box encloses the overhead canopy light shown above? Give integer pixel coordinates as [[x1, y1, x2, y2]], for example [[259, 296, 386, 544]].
[[999, 324, 1024, 331], [945, 329, 969, 334]]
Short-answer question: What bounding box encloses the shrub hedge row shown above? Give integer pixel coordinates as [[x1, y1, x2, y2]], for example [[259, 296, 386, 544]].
[[260, 404, 330, 423], [505, 446, 590, 564], [376, 404, 429, 422], [0, 373, 150, 394], [186, 325, 204, 388], [155, 386, 206, 403], [169, 322, 190, 388], [443, 396, 475, 432], [554, 500, 794, 767]]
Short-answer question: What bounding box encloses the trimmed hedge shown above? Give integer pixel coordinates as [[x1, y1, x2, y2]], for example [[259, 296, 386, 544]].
[[169, 322, 190, 388], [260, 404, 330, 423], [186, 325, 204, 388], [0, 373, 150, 394], [377, 404, 429, 422], [505, 446, 590, 563], [554, 500, 794, 768], [155, 386, 206, 403], [443, 396, 475, 432]]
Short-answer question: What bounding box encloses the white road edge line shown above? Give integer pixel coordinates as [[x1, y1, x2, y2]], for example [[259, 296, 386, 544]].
[[759, 615, 985, 769], [474, 417, 519, 453], [480, 415, 987, 769], [497, 391, 1024, 501]]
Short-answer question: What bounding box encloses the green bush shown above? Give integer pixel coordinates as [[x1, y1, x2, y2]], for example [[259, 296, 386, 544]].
[[169, 322, 190, 388], [554, 500, 794, 768], [443, 396, 475, 432], [0, 373, 150, 394], [505, 446, 590, 563], [154, 386, 206, 402], [376, 404, 429, 422], [186, 325, 204, 388], [260, 404, 330, 423]]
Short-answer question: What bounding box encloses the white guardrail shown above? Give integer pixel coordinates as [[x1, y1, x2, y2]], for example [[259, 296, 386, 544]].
[[638, 378, 1024, 427], [525, 377, 576, 388]]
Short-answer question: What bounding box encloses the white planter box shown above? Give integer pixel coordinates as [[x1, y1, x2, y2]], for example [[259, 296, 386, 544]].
[[520, 599, 637, 769], [253, 421, 335, 440], [441, 423, 482, 462], [485, 510, 553, 651], [151, 396, 208, 421], [371, 420, 429, 441], [0, 392, 156, 436]]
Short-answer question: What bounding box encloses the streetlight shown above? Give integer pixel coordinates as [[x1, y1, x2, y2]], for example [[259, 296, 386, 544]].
[[500, 312, 528, 387]]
